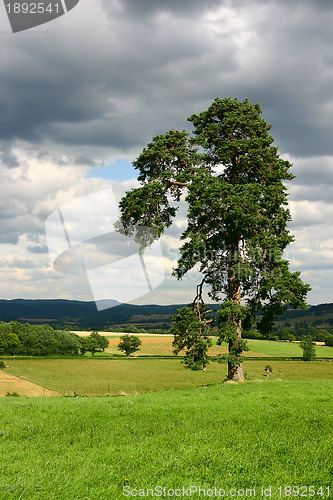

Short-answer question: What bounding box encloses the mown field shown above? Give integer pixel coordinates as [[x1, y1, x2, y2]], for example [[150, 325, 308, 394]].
[[102, 335, 333, 358]]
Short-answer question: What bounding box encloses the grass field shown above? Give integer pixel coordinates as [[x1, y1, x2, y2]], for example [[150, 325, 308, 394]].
[[1, 338, 332, 499], [0, 381, 332, 499], [103, 335, 333, 358], [245, 339, 333, 358], [3, 357, 333, 396]]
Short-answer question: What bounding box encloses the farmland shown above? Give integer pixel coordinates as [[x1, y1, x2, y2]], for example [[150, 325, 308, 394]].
[[1, 337, 333, 397], [0, 336, 332, 499]]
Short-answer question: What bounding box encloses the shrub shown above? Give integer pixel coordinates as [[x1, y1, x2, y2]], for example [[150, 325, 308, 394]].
[[299, 335, 316, 361], [242, 330, 264, 340]]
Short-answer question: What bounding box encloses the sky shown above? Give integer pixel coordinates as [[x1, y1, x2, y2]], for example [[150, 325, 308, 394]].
[[1, 0, 333, 307]]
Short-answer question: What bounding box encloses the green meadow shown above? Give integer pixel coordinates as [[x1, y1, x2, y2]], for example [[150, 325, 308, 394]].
[[4, 357, 333, 396], [0, 381, 332, 499], [0, 337, 332, 499]]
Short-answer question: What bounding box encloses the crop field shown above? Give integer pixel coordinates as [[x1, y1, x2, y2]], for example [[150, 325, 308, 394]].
[[102, 335, 333, 358]]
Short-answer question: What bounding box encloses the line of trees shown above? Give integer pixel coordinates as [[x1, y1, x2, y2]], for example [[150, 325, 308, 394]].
[[271, 326, 333, 346], [0, 322, 109, 356], [103, 326, 168, 334]]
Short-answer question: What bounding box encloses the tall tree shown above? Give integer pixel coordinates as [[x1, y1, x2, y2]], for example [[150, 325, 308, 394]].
[[119, 97, 310, 380]]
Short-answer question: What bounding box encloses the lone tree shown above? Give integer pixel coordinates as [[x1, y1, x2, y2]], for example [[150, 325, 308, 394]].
[[118, 334, 142, 357], [119, 97, 310, 380]]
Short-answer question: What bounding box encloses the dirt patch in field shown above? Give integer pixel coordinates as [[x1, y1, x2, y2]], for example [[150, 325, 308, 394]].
[[0, 370, 60, 397]]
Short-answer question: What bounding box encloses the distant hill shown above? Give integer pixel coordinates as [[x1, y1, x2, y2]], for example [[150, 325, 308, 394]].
[[275, 303, 333, 332], [0, 299, 210, 329], [0, 299, 332, 331]]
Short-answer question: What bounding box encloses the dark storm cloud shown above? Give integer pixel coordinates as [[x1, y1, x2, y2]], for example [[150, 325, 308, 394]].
[[27, 244, 48, 254], [1, 0, 333, 161], [0, 0, 233, 151], [108, 0, 223, 20], [0, 143, 20, 168]]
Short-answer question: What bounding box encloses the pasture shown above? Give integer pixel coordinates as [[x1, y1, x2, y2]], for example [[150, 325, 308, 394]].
[[0, 336, 332, 499], [3, 357, 333, 397], [1, 337, 332, 396], [0, 381, 332, 499]]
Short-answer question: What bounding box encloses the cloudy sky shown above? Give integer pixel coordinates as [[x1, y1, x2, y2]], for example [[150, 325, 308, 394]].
[[1, 0, 333, 307]]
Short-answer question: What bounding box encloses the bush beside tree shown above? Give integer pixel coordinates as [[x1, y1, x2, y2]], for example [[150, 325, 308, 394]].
[[299, 336, 316, 361]]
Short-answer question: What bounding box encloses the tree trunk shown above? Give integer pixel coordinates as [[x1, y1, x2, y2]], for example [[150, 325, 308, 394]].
[[228, 256, 245, 381], [228, 359, 244, 380], [227, 327, 245, 380]]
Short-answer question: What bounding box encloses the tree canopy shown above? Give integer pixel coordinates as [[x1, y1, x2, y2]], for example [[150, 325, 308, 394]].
[[119, 97, 310, 380]]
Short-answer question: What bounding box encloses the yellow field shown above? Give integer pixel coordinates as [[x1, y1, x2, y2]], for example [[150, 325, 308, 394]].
[[103, 334, 267, 357]]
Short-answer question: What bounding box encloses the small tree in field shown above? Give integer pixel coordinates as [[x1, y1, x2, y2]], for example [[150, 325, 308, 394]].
[[118, 334, 142, 357], [265, 365, 273, 378], [299, 336, 316, 361], [119, 97, 310, 380], [171, 304, 212, 370]]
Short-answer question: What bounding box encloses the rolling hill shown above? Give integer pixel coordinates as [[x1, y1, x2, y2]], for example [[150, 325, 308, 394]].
[[1, 299, 333, 331]]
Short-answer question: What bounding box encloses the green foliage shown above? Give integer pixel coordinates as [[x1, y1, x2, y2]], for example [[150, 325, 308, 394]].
[[325, 335, 333, 347], [79, 332, 109, 356], [117, 334, 142, 357], [119, 97, 310, 379], [300, 335, 316, 361], [216, 301, 249, 367], [274, 327, 296, 342], [146, 328, 169, 334], [0, 361, 7, 369], [171, 305, 212, 370], [242, 330, 264, 339], [0, 321, 80, 356], [104, 326, 150, 334], [0, 328, 20, 355], [264, 365, 273, 377]]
